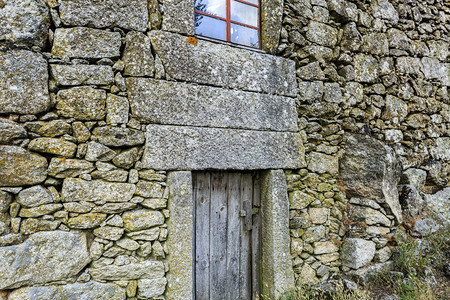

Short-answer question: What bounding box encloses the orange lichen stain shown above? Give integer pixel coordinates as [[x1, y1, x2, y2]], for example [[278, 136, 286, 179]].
[[187, 36, 198, 46]]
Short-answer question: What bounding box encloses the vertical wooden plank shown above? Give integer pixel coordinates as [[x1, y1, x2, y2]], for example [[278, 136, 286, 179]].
[[240, 173, 253, 300], [210, 172, 228, 299], [252, 173, 261, 300], [195, 172, 211, 300], [226, 173, 241, 300]]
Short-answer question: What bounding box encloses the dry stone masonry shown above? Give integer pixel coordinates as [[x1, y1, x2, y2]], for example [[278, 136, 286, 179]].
[[0, 0, 448, 298]]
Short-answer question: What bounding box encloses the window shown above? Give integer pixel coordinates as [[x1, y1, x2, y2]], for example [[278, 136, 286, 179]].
[[194, 0, 260, 48]]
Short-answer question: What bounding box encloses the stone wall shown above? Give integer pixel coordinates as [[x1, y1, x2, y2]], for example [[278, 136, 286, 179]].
[[0, 0, 448, 298], [281, 0, 449, 284]]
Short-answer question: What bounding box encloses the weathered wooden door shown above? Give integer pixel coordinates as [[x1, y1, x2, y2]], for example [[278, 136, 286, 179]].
[[193, 171, 261, 300]]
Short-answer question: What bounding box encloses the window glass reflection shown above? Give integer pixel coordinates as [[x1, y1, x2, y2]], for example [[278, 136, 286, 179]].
[[230, 23, 259, 48], [195, 0, 226, 18], [230, 0, 258, 27], [195, 14, 227, 41]]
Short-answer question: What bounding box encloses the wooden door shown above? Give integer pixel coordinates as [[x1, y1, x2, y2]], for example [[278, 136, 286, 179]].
[[193, 171, 261, 300]]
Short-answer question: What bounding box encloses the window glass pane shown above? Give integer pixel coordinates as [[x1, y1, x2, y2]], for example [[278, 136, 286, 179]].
[[230, 0, 259, 27], [195, 13, 227, 41], [195, 0, 226, 18], [230, 23, 259, 48]]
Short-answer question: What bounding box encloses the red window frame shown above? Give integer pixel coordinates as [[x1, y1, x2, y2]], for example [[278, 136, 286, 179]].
[[194, 0, 261, 49]]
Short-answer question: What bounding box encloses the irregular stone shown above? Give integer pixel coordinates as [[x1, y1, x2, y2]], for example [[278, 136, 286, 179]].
[[63, 202, 95, 213], [0, 191, 12, 213], [135, 181, 164, 198], [150, 30, 297, 97], [340, 22, 362, 51], [349, 206, 391, 227], [142, 124, 305, 170], [0, 233, 22, 247], [306, 21, 338, 47], [396, 57, 422, 75], [106, 94, 129, 125], [366, 226, 390, 236], [0, 0, 50, 48], [50, 64, 114, 86], [126, 78, 298, 131], [126, 228, 160, 241], [56, 87, 106, 121], [93, 203, 137, 214], [353, 54, 378, 83], [137, 278, 167, 299], [375, 247, 391, 263], [298, 81, 324, 103], [406, 113, 430, 128], [387, 29, 410, 51], [297, 61, 324, 80], [323, 83, 342, 104], [123, 31, 155, 76], [122, 209, 164, 232], [382, 95, 408, 125], [0, 50, 50, 114], [21, 218, 56, 235], [430, 137, 450, 161], [68, 213, 107, 229], [72, 122, 90, 143], [89, 261, 165, 281], [28, 138, 77, 158], [62, 178, 136, 203], [289, 191, 315, 210], [371, 0, 399, 24], [422, 188, 450, 226], [19, 204, 62, 218], [309, 208, 329, 224], [93, 226, 124, 241], [52, 27, 121, 59], [17, 185, 53, 208], [92, 126, 145, 147], [308, 151, 339, 175], [421, 57, 443, 80], [91, 169, 128, 182], [116, 238, 140, 251], [361, 33, 389, 55], [38, 120, 72, 137], [141, 198, 167, 210], [314, 241, 339, 255], [401, 169, 427, 191], [0, 231, 90, 289], [298, 264, 318, 285], [342, 238, 376, 269], [348, 262, 392, 285], [48, 158, 95, 178], [0, 119, 26, 144], [138, 170, 166, 182], [59, 0, 148, 31], [112, 147, 140, 169], [303, 225, 327, 243], [85, 142, 116, 162], [327, 0, 358, 21], [384, 129, 403, 143], [9, 282, 125, 300], [339, 134, 402, 223]]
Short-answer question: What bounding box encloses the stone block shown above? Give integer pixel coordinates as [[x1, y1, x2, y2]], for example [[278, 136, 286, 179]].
[[142, 124, 305, 170], [68, 213, 107, 229], [423, 188, 450, 226], [260, 0, 283, 53], [92, 126, 145, 147], [20, 218, 60, 235], [50, 64, 114, 86], [0, 50, 50, 114], [306, 21, 338, 47], [308, 151, 339, 175], [126, 78, 298, 131], [289, 191, 315, 210], [0, 231, 91, 289], [122, 209, 164, 232], [106, 94, 129, 125], [341, 238, 376, 269], [371, 0, 398, 24], [59, 0, 148, 31], [149, 30, 297, 97], [89, 261, 165, 281], [0, 146, 47, 187], [353, 54, 378, 83], [314, 241, 339, 254], [138, 278, 167, 299], [9, 282, 126, 300], [431, 137, 450, 161], [161, 0, 194, 35], [61, 178, 136, 203], [0, 119, 26, 144], [17, 185, 53, 207], [48, 158, 95, 178], [0, 0, 50, 48], [28, 138, 77, 158], [56, 86, 106, 121], [52, 27, 122, 59], [123, 31, 155, 76]]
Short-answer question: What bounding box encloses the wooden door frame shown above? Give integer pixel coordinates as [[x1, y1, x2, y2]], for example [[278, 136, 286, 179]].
[[166, 170, 294, 300]]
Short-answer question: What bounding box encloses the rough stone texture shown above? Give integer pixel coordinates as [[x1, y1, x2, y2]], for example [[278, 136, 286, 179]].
[[0, 0, 50, 48], [68, 213, 107, 229], [28, 138, 77, 158], [106, 94, 129, 125], [161, 0, 194, 35], [261, 0, 284, 53], [138, 278, 167, 299], [48, 158, 95, 178], [61, 178, 136, 203], [306, 21, 338, 47], [19, 204, 63, 217], [371, 0, 399, 24], [20, 218, 60, 235], [56, 87, 106, 121], [17, 185, 53, 207], [0, 146, 47, 187], [123, 31, 155, 76], [126, 78, 298, 131], [52, 27, 122, 59], [0, 50, 50, 114], [92, 126, 145, 147], [423, 188, 450, 226], [59, 0, 148, 31], [85, 141, 116, 162], [150, 30, 298, 97], [0, 231, 90, 289], [89, 261, 165, 281], [353, 54, 378, 83], [143, 124, 305, 170], [9, 282, 126, 300], [261, 170, 295, 299], [166, 172, 193, 300], [342, 238, 376, 269], [0, 119, 27, 144], [122, 209, 164, 232], [289, 190, 315, 210], [50, 64, 114, 86], [339, 134, 402, 223], [308, 151, 339, 175], [431, 137, 450, 161], [135, 181, 163, 198]]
